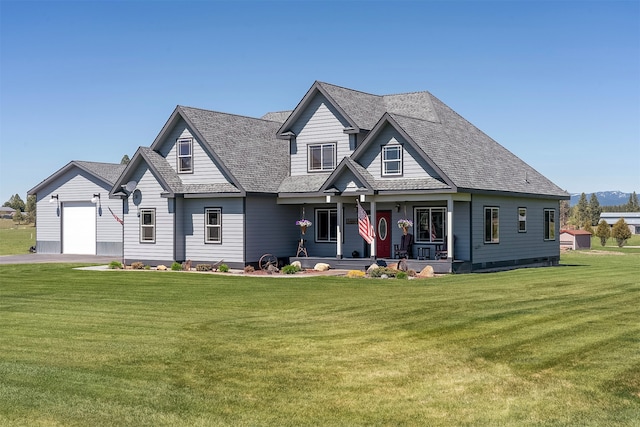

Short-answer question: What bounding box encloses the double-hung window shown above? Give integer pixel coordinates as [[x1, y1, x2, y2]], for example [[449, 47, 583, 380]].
[[205, 208, 222, 243], [308, 143, 336, 172], [177, 138, 193, 173], [415, 207, 445, 243], [518, 208, 527, 233], [544, 209, 556, 241], [140, 209, 156, 243], [382, 145, 402, 176], [484, 207, 499, 243], [315, 208, 337, 242]]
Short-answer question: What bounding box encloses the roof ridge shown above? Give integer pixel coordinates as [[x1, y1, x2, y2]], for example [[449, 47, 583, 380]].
[[316, 81, 383, 98], [177, 105, 275, 122]]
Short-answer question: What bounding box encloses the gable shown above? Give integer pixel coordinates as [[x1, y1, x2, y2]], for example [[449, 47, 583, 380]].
[[154, 117, 234, 186]]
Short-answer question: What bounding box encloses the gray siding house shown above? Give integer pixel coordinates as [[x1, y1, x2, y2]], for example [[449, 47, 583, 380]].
[[28, 161, 126, 255], [32, 81, 569, 272]]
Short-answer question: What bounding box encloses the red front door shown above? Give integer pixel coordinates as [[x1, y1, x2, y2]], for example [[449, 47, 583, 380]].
[[376, 211, 391, 258]]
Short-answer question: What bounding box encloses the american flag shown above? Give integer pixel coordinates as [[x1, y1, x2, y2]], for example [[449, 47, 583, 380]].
[[108, 207, 124, 225], [357, 201, 375, 244]]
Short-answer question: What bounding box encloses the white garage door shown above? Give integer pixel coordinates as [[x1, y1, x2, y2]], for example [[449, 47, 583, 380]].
[[62, 202, 96, 254]]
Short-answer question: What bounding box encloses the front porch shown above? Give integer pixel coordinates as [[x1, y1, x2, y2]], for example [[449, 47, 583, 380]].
[[289, 256, 471, 274]]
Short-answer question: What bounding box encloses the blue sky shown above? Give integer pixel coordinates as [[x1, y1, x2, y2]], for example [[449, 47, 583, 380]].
[[1, 0, 639, 206]]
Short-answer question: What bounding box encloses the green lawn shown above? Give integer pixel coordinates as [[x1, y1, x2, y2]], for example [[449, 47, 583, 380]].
[[1, 252, 639, 426], [0, 219, 35, 255]]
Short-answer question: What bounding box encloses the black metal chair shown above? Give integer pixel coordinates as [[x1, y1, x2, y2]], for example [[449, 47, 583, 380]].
[[394, 233, 413, 259]]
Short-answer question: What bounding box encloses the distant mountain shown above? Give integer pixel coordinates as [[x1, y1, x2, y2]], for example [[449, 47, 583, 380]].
[[570, 191, 634, 207]]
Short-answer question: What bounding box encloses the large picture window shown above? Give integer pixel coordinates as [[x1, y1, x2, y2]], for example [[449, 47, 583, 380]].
[[544, 209, 556, 241], [205, 208, 222, 243], [308, 143, 336, 172], [139, 209, 156, 243], [177, 138, 193, 173], [315, 208, 337, 242], [484, 207, 499, 243], [415, 207, 445, 243], [382, 145, 402, 176]]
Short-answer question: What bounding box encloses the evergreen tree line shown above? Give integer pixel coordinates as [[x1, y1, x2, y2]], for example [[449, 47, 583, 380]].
[[563, 191, 637, 248]]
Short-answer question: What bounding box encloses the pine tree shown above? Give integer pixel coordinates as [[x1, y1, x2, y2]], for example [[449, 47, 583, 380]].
[[626, 192, 639, 212], [571, 193, 590, 228], [582, 220, 593, 234], [611, 218, 632, 247], [25, 195, 36, 224], [588, 193, 601, 226], [2, 194, 25, 212], [559, 199, 571, 228], [120, 154, 130, 165], [595, 220, 610, 246]]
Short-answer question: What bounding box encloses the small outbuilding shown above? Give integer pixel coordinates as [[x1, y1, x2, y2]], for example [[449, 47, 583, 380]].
[[560, 229, 592, 250]]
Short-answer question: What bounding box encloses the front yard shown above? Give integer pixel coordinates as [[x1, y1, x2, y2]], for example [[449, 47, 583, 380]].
[[0, 250, 638, 426]]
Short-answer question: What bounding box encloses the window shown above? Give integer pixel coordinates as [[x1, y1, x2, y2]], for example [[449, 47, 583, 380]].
[[177, 138, 193, 173], [484, 207, 499, 243], [518, 208, 527, 233], [315, 208, 337, 242], [544, 209, 556, 241], [415, 207, 445, 243], [205, 208, 221, 243], [140, 209, 155, 243], [308, 143, 336, 172], [382, 145, 402, 176]]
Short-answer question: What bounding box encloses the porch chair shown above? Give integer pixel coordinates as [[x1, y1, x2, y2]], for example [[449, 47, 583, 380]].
[[394, 233, 413, 259], [435, 235, 456, 260]]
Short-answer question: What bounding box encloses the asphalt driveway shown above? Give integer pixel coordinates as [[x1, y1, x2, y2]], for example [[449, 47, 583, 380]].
[[0, 254, 117, 265]]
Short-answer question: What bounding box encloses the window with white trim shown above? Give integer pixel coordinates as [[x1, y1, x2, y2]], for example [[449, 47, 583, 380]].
[[140, 209, 156, 243], [177, 138, 193, 173], [308, 143, 336, 172], [518, 208, 527, 233], [484, 207, 499, 243], [544, 209, 556, 241], [415, 207, 446, 243], [315, 208, 337, 242], [205, 208, 221, 243], [382, 145, 402, 176]]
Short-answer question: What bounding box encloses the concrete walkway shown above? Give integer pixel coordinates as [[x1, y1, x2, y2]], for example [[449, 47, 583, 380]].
[[0, 254, 117, 265]]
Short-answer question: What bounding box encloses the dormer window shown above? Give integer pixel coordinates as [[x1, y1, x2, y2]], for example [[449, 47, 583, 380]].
[[308, 143, 336, 172], [177, 138, 193, 173], [382, 145, 402, 176]]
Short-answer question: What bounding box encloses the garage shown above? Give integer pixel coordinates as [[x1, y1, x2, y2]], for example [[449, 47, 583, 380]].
[[62, 202, 96, 254]]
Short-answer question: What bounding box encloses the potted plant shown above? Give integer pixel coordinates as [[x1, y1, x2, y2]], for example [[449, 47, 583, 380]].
[[296, 219, 312, 235]]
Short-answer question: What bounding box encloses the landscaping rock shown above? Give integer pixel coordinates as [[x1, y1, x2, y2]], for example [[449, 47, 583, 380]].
[[291, 261, 302, 269], [157, 265, 167, 271], [417, 265, 434, 278], [314, 263, 331, 272], [366, 263, 378, 274]]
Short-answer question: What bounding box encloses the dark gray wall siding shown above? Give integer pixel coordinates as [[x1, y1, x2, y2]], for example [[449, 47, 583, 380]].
[[245, 196, 299, 263], [471, 195, 560, 264], [454, 201, 471, 261]]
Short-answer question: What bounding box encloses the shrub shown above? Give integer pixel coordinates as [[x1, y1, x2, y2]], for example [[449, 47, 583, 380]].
[[171, 262, 182, 271], [218, 264, 230, 273], [346, 270, 365, 278], [396, 271, 408, 280], [407, 269, 416, 277], [196, 264, 212, 272], [244, 265, 255, 273], [131, 261, 145, 270], [595, 220, 610, 246], [282, 264, 301, 274], [108, 261, 123, 269], [144, 265, 151, 270], [611, 219, 632, 247]]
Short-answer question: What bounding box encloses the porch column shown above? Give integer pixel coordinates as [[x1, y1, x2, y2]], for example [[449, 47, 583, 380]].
[[447, 197, 454, 260], [370, 199, 377, 258], [336, 200, 343, 259]]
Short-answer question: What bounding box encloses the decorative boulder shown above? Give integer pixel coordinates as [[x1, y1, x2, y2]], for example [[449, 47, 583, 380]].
[[156, 265, 167, 271], [314, 263, 331, 272], [417, 265, 435, 278], [291, 261, 302, 269], [388, 262, 399, 270], [366, 263, 378, 274], [398, 258, 408, 272]]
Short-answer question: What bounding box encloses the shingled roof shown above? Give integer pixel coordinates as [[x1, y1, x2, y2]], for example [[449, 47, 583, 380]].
[[28, 160, 126, 195]]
